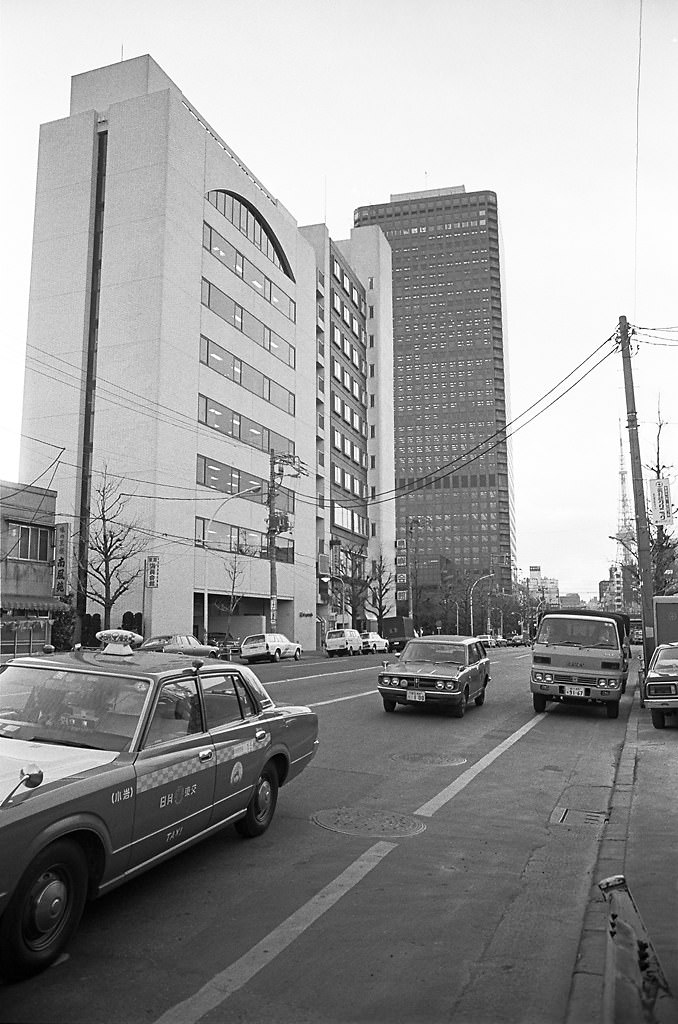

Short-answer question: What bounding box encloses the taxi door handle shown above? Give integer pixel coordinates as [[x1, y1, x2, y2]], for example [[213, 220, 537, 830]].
[[255, 729, 267, 741], [198, 749, 214, 763]]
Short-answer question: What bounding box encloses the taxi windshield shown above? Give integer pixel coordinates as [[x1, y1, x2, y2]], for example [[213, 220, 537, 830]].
[[0, 663, 151, 752], [401, 642, 465, 664]]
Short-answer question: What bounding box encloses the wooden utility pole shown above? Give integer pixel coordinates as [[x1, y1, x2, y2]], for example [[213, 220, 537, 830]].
[[618, 315, 655, 664]]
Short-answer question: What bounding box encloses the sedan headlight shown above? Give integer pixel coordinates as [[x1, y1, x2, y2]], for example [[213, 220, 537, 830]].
[[597, 678, 620, 688]]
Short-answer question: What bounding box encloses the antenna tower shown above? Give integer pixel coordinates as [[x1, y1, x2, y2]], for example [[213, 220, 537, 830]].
[[616, 425, 635, 565]]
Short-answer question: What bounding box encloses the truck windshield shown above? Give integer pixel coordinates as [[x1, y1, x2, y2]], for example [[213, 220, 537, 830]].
[[536, 617, 618, 650]]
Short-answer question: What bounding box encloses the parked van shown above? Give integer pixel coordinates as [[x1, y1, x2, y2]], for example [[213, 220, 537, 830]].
[[325, 628, 363, 657]]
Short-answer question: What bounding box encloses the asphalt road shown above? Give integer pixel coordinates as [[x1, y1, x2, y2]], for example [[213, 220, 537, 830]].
[[1, 648, 634, 1024]]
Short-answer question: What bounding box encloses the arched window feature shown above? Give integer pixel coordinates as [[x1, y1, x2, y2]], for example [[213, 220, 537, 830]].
[[206, 190, 295, 282]]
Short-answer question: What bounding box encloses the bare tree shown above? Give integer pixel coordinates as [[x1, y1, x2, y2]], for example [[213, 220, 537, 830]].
[[214, 544, 256, 642], [342, 545, 371, 630], [81, 471, 145, 629], [365, 551, 395, 633]]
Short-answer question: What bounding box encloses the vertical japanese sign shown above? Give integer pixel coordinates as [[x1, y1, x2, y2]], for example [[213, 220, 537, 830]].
[[146, 555, 160, 588], [52, 524, 70, 599], [649, 478, 673, 526]]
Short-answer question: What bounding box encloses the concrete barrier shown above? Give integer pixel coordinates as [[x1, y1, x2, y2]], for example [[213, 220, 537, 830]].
[[599, 874, 676, 1023]]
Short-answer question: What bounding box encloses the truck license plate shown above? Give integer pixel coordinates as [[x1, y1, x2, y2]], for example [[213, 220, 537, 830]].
[[565, 686, 585, 697], [407, 690, 425, 702]]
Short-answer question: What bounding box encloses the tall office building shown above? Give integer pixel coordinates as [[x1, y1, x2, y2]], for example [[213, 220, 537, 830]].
[[354, 186, 515, 615], [19, 55, 320, 648]]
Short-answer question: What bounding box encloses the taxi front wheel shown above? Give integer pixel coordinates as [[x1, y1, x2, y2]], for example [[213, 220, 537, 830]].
[[0, 839, 88, 981], [236, 764, 279, 838]]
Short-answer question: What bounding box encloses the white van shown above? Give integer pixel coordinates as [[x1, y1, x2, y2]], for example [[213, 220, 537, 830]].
[[325, 628, 363, 657]]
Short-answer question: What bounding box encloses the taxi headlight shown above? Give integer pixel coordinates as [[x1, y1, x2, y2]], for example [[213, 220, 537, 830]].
[[445, 681, 455, 690], [382, 677, 392, 687], [435, 681, 444, 690]]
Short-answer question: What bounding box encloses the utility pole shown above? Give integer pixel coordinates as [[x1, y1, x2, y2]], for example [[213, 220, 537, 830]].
[[619, 315, 655, 664], [267, 450, 307, 631]]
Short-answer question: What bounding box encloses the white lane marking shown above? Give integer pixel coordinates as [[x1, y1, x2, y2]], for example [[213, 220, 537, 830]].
[[308, 689, 376, 707], [264, 666, 377, 686], [414, 715, 542, 817], [153, 841, 397, 1024]]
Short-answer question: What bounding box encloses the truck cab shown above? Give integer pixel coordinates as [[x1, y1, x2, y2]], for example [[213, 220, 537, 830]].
[[530, 610, 630, 719]]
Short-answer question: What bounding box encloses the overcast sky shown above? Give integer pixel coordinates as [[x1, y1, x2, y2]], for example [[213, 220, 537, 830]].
[[1, 0, 676, 599]]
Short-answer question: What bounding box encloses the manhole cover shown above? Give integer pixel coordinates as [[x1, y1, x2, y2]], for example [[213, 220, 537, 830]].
[[313, 807, 426, 838], [393, 752, 467, 767]]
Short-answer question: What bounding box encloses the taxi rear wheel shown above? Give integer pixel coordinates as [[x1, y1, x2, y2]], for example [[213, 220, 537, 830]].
[[294, 648, 301, 660], [236, 764, 279, 838], [271, 650, 281, 662], [0, 839, 88, 981]]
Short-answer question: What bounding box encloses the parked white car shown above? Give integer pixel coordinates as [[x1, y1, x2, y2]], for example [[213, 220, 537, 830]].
[[477, 634, 496, 648], [360, 631, 390, 654], [240, 633, 302, 663], [325, 628, 363, 657]]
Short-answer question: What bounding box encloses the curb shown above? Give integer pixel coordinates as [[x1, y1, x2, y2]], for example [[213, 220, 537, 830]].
[[566, 686, 640, 1024]]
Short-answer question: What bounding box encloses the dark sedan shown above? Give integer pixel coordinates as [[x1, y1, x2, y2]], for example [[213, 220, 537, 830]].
[[139, 634, 221, 658], [378, 635, 490, 717]]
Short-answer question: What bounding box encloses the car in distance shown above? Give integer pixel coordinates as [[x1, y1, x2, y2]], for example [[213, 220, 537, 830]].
[[476, 634, 496, 648], [139, 633, 221, 658], [324, 628, 363, 657], [378, 635, 490, 717], [239, 633, 302, 663], [642, 642, 678, 729], [0, 630, 318, 981], [360, 631, 390, 654]]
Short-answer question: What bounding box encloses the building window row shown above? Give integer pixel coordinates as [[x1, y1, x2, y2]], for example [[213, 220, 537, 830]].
[[331, 501, 368, 538], [331, 257, 366, 315], [331, 358, 367, 407], [7, 523, 51, 562], [195, 517, 294, 564], [331, 289, 364, 341], [331, 391, 367, 438], [203, 222, 296, 322], [332, 462, 367, 499], [198, 394, 294, 457], [200, 335, 295, 415], [201, 278, 295, 369], [331, 324, 367, 373], [206, 190, 290, 277], [397, 473, 497, 491], [196, 454, 295, 514], [332, 428, 368, 469]]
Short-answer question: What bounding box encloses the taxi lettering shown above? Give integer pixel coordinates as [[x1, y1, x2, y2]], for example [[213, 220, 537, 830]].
[[160, 783, 197, 808], [111, 786, 134, 805], [166, 827, 183, 843]]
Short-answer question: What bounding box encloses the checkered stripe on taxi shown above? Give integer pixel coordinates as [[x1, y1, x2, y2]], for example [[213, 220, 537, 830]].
[[216, 733, 270, 765], [136, 758, 213, 793]]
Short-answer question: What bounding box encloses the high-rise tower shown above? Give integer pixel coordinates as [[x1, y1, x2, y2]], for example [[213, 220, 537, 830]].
[[354, 186, 515, 619]]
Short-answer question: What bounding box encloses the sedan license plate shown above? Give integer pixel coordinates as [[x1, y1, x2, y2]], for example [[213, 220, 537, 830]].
[[565, 685, 585, 697], [407, 690, 426, 702]]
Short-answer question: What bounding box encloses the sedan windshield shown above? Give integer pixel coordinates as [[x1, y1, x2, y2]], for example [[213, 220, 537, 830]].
[[0, 664, 151, 752], [401, 642, 465, 665]]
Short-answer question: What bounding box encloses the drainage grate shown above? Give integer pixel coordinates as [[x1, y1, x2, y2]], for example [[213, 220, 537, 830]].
[[392, 752, 468, 767], [550, 805, 609, 828], [313, 807, 426, 838]]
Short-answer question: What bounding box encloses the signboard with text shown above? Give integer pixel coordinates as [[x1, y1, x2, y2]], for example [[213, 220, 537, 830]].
[[52, 523, 70, 599], [146, 555, 160, 588], [649, 478, 673, 526]]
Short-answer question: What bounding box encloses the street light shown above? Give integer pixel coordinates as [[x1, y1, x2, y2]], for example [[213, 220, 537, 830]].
[[470, 573, 493, 637], [202, 486, 261, 643]]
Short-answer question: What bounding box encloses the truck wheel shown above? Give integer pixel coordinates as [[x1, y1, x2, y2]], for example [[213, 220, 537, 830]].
[[606, 702, 619, 719], [651, 709, 666, 729], [532, 694, 547, 714], [0, 839, 88, 981]]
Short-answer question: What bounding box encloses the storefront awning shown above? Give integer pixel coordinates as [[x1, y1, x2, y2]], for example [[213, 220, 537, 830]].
[[1, 597, 66, 613]]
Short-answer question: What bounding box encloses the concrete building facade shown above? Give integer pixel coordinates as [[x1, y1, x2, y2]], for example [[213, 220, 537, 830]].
[[19, 56, 320, 648], [354, 186, 516, 620], [300, 224, 396, 637]]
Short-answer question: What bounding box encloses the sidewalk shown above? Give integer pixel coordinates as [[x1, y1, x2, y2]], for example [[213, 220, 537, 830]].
[[567, 676, 678, 1023]]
